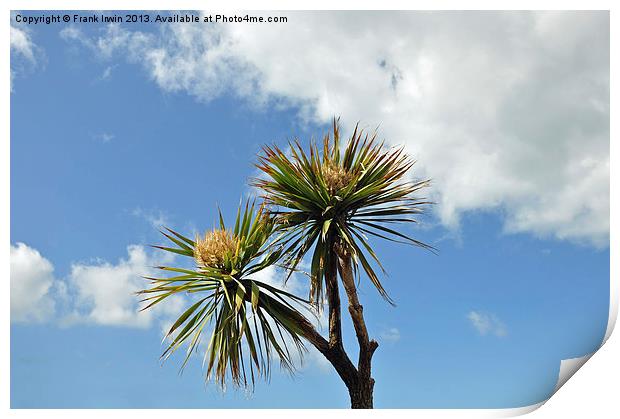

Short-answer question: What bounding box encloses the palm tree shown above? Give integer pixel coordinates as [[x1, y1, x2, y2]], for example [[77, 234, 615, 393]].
[[139, 120, 431, 408], [253, 119, 432, 407], [138, 202, 322, 389]]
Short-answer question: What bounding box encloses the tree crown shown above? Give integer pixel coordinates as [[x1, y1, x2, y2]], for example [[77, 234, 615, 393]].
[[254, 119, 433, 305], [139, 202, 312, 389]]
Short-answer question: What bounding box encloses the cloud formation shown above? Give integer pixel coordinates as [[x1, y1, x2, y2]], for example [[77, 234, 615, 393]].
[[65, 244, 183, 328], [10, 24, 41, 88], [131, 207, 170, 229], [93, 132, 115, 143], [467, 311, 507, 337], [10, 25, 36, 62], [10, 243, 184, 329], [60, 11, 609, 247], [10, 243, 57, 323], [380, 327, 401, 343]]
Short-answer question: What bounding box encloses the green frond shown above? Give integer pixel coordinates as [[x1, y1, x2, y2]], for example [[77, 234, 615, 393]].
[[254, 118, 433, 305], [138, 201, 313, 390]]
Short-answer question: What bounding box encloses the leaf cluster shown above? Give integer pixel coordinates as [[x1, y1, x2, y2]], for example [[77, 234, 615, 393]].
[[139, 202, 312, 389], [254, 120, 433, 305]]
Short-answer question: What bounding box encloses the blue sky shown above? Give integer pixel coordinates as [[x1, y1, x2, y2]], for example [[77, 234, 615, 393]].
[[10, 11, 609, 408]]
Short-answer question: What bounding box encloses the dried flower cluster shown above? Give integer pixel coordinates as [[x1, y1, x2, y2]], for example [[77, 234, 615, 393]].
[[322, 161, 353, 194], [194, 228, 239, 270]]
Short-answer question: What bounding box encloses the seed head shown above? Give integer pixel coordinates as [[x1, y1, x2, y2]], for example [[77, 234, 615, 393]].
[[322, 161, 353, 194], [194, 229, 239, 271]]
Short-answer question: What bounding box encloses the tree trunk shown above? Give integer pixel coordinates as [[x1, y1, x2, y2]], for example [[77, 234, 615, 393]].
[[336, 244, 379, 409], [290, 240, 379, 408], [349, 378, 375, 409], [322, 247, 360, 392]]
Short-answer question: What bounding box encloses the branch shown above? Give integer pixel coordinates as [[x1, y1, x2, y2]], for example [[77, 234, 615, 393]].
[[283, 296, 358, 388], [325, 249, 343, 349], [336, 247, 378, 380]]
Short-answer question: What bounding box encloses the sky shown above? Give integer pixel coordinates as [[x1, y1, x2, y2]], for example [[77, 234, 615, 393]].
[[9, 10, 610, 408]]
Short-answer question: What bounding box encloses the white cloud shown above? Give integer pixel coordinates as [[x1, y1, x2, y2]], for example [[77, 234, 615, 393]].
[[10, 243, 56, 323], [65, 244, 183, 328], [59, 26, 82, 43], [100, 65, 115, 80], [60, 24, 153, 60], [131, 207, 170, 229], [62, 11, 609, 247], [380, 327, 401, 343], [247, 264, 307, 298], [101, 133, 115, 142], [10, 25, 36, 62], [10, 24, 41, 89], [467, 311, 507, 337], [92, 132, 115, 143], [10, 241, 186, 329]]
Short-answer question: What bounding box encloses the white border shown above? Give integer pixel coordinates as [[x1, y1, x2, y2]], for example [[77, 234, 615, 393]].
[[3, 1, 616, 417]]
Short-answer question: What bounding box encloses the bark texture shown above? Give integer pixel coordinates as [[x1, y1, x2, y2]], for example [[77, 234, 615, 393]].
[[336, 244, 378, 408]]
